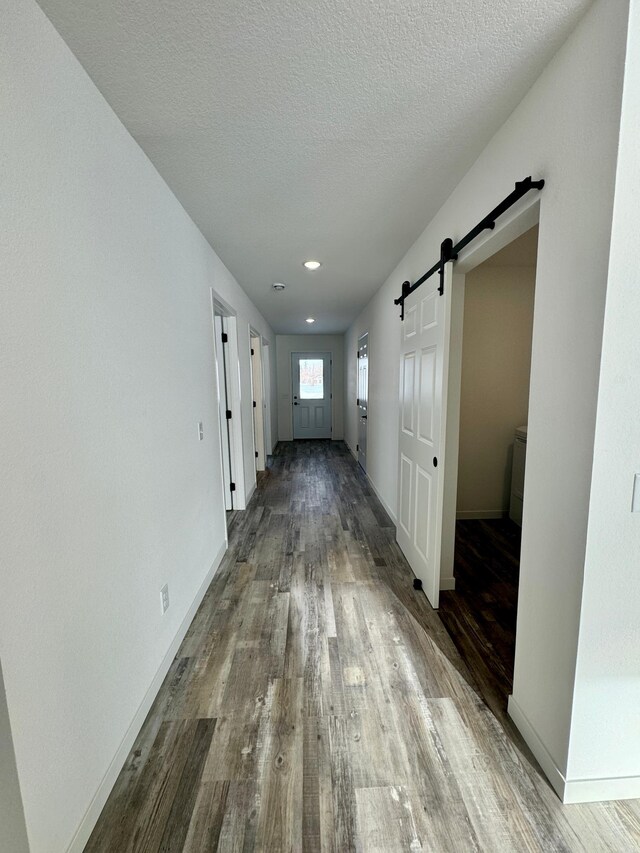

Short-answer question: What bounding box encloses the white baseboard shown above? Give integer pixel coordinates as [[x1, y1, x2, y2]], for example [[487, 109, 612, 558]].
[[67, 541, 227, 853], [562, 773, 640, 804], [244, 480, 256, 508], [368, 477, 397, 525], [456, 510, 508, 520], [439, 576, 456, 591], [344, 440, 397, 524], [508, 695, 640, 803], [508, 695, 567, 800]]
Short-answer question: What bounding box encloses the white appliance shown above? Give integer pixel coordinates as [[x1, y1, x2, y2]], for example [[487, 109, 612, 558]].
[[509, 425, 527, 526]]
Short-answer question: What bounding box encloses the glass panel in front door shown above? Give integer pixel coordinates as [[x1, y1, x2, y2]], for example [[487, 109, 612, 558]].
[[299, 359, 324, 399]]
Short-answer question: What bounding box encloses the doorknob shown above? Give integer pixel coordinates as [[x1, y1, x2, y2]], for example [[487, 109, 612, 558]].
[[294, 402, 298, 406]]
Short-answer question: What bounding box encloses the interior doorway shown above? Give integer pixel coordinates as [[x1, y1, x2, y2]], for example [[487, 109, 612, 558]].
[[261, 342, 272, 457], [357, 333, 369, 471], [439, 224, 538, 717], [211, 293, 247, 514], [214, 312, 234, 510], [250, 330, 266, 472], [291, 352, 332, 439]]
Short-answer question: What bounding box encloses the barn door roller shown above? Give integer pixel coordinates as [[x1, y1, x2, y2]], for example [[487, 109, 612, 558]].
[[394, 176, 544, 319]]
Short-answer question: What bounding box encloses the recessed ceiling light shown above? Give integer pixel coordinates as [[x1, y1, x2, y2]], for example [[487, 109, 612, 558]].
[[303, 260, 321, 271], [306, 317, 315, 324], [272, 282, 286, 291]]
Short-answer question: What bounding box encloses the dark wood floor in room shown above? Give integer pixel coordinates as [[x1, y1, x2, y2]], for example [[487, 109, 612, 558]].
[[85, 442, 640, 852], [439, 519, 522, 726]]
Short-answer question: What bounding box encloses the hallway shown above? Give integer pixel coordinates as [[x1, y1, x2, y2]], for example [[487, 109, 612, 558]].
[[85, 442, 640, 852]]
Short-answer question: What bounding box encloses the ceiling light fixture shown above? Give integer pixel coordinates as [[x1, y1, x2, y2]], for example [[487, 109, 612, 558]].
[[306, 318, 315, 324], [272, 282, 286, 291], [303, 260, 321, 271]]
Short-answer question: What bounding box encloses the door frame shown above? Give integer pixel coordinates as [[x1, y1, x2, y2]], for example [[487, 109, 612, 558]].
[[261, 339, 273, 455], [249, 328, 266, 472], [211, 291, 248, 512], [439, 196, 541, 589], [357, 332, 369, 471], [291, 351, 333, 439]]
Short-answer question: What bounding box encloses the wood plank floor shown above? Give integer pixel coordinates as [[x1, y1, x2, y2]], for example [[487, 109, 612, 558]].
[[85, 441, 640, 852], [439, 519, 521, 727]]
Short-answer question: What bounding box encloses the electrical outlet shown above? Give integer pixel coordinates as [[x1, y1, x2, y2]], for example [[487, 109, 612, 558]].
[[160, 583, 170, 614], [197, 421, 204, 441]]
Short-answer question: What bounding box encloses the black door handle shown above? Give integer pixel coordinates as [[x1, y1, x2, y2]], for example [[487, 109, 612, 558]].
[[362, 415, 367, 419], [293, 402, 298, 406]]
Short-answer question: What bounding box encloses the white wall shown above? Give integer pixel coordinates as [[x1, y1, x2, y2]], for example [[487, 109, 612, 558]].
[[345, 0, 628, 795], [0, 2, 276, 851], [276, 335, 344, 440], [262, 341, 276, 453], [565, 0, 640, 795], [457, 264, 535, 517]]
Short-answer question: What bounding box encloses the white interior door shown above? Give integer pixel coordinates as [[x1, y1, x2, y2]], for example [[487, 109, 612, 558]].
[[396, 264, 453, 607], [262, 343, 272, 455], [292, 352, 332, 439], [250, 335, 265, 471], [357, 333, 368, 470], [214, 314, 233, 510]]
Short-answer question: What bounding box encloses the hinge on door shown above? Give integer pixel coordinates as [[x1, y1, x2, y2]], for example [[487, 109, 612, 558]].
[[253, 401, 257, 408], [230, 482, 236, 492], [357, 351, 360, 359], [226, 410, 232, 420], [356, 398, 360, 406], [356, 444, 359, 451], [221, 332, 228, 343], [251, 348, 255, 355], [255, 451, 258, 458]]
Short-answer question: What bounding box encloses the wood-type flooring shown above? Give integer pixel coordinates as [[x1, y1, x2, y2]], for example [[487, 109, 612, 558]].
[[439, 519, 522, 725], [85, 441, 640, 852]]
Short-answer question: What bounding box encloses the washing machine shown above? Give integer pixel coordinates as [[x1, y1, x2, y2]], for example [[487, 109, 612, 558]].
[[509, 425, 527, 526]]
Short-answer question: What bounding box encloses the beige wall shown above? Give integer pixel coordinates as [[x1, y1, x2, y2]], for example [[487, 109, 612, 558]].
[[276, 335, 344, 440], [457, 262, 536, 517]]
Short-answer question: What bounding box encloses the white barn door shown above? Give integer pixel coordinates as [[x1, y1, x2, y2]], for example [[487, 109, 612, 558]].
[[396, 264, 453, 608]]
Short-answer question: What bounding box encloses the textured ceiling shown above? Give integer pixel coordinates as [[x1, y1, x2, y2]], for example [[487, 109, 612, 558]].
[[37, 0, 590, 333]]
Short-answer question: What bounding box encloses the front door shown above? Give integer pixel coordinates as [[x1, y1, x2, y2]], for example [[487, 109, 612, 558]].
[[357, 333, 369, 470], [396, 264, 453, 608], [292, 352, 332, 439]]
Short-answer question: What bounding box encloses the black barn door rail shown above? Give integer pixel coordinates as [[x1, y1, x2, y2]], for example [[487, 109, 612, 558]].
[[394, 176, 544, 319]]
